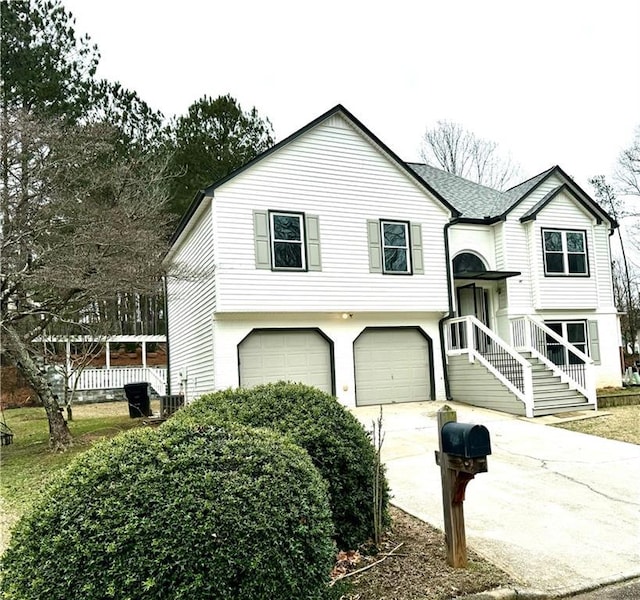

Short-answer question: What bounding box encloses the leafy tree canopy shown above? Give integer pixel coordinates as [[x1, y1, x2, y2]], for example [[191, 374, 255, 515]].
[[0, 1, 275, 449], [167, 94, 274, 215], [1, 0, 99, 119]]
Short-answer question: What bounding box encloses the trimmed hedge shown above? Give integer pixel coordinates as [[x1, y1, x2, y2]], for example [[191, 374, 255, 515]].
[[171, 382, 390, 549], [1, 421, 335, 600]]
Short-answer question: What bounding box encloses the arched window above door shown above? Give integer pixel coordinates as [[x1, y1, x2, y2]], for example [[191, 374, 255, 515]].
[[453, 253, 486, 276]]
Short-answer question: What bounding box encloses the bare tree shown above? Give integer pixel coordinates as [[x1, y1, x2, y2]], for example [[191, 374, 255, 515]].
[[420, 120, 521, 190], [613, 127, 640, 259], [616, 126, 640, 202], [611, 260, 640, 358], [0, 110, 171, 450], [41, 320, 111, 422], [591, 128, 640, 362]]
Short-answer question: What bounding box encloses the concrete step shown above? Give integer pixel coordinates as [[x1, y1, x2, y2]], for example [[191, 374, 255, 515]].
[[533, 401, 594, 417]]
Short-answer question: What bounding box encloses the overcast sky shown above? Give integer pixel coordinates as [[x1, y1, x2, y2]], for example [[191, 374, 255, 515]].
[[63, 0, 639, 191]]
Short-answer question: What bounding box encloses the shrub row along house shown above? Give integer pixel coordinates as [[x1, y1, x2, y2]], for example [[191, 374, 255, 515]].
[[163, 105, 622, 417]]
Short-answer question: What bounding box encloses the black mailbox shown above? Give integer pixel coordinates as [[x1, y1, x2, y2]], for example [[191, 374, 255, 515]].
[[441, 422, 491, 458]]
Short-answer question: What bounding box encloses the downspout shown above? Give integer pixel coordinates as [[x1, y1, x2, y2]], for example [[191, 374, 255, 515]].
[[438, 218, 458, 400], [162, 274, 171, 397]]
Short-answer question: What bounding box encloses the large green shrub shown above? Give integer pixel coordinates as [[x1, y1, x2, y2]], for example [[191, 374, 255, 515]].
[[1, 421, 335, 600], [172, 381, 389, 549]]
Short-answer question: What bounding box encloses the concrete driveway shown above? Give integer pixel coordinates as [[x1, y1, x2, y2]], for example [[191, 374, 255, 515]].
[[351, 401, 640, 597]]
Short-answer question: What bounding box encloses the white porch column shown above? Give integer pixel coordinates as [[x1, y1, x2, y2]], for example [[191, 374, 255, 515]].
[[106, 341, 111, 369], [66, 340, 71, 373], [142, 341, 147, 368]]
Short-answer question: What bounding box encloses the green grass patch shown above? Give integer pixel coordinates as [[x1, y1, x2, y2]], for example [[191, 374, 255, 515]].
[[1, 403, 145, 512]]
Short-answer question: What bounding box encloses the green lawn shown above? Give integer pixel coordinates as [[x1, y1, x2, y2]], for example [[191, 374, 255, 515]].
[[1, 402, 155, 509], [2, 399, 637, 554]]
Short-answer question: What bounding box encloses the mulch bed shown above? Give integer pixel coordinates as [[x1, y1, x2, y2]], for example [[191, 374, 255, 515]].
[[332, 506, 514, 600]]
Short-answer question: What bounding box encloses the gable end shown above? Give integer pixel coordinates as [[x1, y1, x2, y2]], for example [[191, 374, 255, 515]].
[[168, 104, 460, 252], [503, 165, 617, 228], [520, 184, 603, 224]]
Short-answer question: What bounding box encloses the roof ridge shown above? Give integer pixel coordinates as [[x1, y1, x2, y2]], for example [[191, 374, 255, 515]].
[[504, 165, 557, 193], [406, 161, 505, 194]]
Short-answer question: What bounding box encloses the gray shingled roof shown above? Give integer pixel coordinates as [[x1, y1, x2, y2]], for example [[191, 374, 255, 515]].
[[519, 184, 564, 222], [407, 162, 556, 220]]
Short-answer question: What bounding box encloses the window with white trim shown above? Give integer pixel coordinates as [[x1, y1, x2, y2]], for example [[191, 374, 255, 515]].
[[381, 220, 411, 274], [542, 229, 588, 276], [270, 212, 305, 270], [545, 321, 587, 365]]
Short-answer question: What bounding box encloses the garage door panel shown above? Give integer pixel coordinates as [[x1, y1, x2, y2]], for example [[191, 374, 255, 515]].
[[239, 330, 332, 393], [355, 328, 430, 406]]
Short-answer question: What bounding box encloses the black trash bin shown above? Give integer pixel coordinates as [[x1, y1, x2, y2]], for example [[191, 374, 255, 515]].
[[124, 382, 152, 418]]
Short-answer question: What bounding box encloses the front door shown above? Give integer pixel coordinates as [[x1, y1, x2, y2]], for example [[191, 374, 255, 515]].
[[456, 284, 491, 352], [457, 284, 489, 326]]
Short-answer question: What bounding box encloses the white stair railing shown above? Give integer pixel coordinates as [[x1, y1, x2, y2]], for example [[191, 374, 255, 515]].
[[510, 316, 595, 405], [445, 315, 534, 417]]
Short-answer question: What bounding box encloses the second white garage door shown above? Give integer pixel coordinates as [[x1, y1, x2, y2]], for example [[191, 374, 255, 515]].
[[238, 329, 333, 394], [354, 327, 431, 406]]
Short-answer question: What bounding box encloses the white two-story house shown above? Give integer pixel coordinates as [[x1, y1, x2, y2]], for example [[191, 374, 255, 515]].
[[163, 105, 621, 417]]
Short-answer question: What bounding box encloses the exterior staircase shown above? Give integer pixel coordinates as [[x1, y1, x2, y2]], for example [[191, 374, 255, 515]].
[[521, 351, 592, 416], [445, 314, 596, 418]]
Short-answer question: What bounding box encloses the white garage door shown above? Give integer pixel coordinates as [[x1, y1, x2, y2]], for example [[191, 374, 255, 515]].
[[239, 329, 332, 393], [354, 328, 431, 406]]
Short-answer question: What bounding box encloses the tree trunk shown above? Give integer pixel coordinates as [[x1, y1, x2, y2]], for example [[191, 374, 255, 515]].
[[2, 325, 73, 450]]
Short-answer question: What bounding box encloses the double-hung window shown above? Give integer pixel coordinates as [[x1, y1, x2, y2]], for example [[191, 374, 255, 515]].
[[270, 212, 305, 270], [366, 219, 424, 275], [253, 210, 321, 272], [381, 220, 411, 274], [542, 229, 588, 276], [545, 321, 587, 365]]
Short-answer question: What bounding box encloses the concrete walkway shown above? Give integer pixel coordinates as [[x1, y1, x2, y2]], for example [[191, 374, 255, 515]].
[[351, 402, 640, 598]]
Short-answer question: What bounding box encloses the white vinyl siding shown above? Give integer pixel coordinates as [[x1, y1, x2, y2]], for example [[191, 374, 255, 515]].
[[530, 194, 599, 309], [213, 114, 450, 313], [448, 354, 526, 416], [501, 175, 564, 312], [165, 205, 216, 399], [501, 178, 604, 311]]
